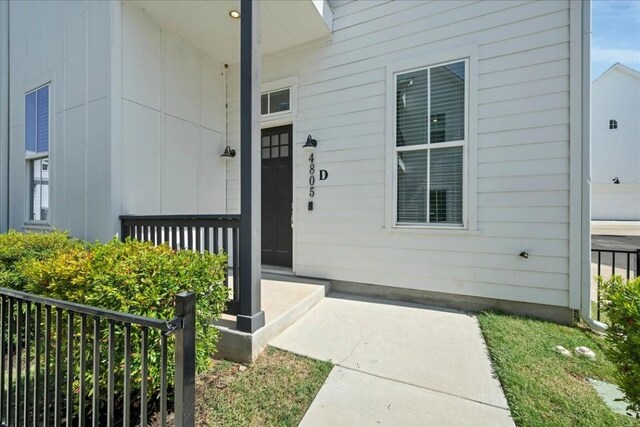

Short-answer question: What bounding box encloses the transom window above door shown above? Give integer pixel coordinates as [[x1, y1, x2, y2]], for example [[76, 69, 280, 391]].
[[261, 88, 290, 115]]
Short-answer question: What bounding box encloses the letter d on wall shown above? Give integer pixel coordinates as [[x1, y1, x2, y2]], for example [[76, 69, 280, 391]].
[[319, 170, 329, 181]]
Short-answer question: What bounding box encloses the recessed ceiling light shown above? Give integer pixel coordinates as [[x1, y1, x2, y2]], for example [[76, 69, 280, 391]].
[[229, 10, 240, 19]]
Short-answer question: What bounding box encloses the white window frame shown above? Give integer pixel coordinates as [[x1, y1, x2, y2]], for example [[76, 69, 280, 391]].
[[260, 77, 297, 124], [24, 78, 53, 226], [385, 46, 478, 231]]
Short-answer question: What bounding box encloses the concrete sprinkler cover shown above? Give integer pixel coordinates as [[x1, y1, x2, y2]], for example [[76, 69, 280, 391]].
[[574, 346, 596, 359], [554, 345, 571, 357]]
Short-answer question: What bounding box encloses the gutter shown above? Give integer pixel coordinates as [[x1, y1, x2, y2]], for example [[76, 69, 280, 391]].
[[578, 0, 606, 332]]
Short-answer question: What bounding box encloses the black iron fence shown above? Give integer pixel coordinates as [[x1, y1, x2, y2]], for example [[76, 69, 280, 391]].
[[591, 248, 639, 322], [0, 287, 195, 427], [120, 215, 240, 315]]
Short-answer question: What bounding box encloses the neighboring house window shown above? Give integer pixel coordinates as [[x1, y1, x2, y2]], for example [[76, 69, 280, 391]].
[[395, 60, 466, 226], [261, 88, 290, 115], [25, 84, 50, 222], [609, 119, 618, 129]]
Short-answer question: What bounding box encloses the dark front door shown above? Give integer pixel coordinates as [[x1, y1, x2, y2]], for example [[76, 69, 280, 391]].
[[261, 125, 293, 267]]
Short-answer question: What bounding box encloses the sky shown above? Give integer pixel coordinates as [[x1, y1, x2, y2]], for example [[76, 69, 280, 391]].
[[592, 0, 640, 80]]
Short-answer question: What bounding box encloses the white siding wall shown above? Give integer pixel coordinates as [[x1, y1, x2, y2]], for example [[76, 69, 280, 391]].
[[119, 4, 226, 217], [591, 66, 640, 221], [8, 0, 112, 240], [227, 0, 576, 308]]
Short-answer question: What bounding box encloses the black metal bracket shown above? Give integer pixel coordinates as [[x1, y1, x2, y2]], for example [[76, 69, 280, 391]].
[[164, 317, 184, 335]]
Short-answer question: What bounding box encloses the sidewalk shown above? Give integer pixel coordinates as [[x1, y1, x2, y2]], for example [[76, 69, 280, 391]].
[[271, 293, 514, 426], [591, 220, 640, 237]]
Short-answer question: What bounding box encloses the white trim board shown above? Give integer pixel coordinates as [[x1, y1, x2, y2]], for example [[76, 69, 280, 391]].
[[260, 75, 298, 273]]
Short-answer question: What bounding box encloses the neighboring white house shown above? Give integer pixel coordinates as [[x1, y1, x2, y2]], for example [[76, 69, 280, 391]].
[[591, 62, 640, 221], [0, 0, 592, 325]]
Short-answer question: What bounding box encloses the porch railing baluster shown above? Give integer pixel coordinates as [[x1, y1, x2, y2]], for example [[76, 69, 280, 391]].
[[120, 215, 242, 314], [188, 226, 194, 250]]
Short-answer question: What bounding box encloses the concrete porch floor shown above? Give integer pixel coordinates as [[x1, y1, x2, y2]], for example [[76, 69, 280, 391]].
[[213, 273, 329, 362]]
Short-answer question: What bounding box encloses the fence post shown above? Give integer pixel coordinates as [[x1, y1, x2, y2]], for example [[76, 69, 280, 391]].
[[174, 291, 196, 427]]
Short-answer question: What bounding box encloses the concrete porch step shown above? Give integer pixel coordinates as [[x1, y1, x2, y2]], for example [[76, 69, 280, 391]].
[[213, 273, 330, 363]]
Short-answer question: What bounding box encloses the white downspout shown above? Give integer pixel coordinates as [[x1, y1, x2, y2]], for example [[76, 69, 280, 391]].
[[0, 0, 9, 233], [579, 0, 607, 332]]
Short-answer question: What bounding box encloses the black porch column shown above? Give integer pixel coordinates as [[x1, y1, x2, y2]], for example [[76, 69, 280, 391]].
[[237, 0, 265, 333]]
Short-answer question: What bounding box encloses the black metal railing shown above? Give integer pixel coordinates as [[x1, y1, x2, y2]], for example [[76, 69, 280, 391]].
[[0, 287, 195, 427], [120, 215, 240, 314], [591, 248, 640, 321]]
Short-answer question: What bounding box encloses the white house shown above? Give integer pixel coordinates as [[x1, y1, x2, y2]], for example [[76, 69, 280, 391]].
[[0, 0, 594, 332], [591, 62, 640, 222]]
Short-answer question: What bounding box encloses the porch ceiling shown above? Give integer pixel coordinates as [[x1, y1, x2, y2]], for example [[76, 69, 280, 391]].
[[126, 0, 333, 64]]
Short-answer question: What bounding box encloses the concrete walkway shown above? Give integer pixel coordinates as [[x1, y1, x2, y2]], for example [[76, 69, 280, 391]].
[[591, 220, 640, 237], [271, 293, 514, 426]]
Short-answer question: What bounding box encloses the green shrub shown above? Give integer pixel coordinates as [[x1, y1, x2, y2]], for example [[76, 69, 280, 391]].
[[0, 230, 81, 290], [601, 275, 640, 417], [2, 234, 229, 406]]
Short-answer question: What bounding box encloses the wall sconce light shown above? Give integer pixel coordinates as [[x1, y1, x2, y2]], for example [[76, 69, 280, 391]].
[[303, 135, 317, 152], [220, 146, 236, 158], [612, 177, 620, 184], [519, 251, 529, 259]]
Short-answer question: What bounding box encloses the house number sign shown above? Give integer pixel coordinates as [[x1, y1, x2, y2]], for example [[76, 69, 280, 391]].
[[308, 153, 328, 211], [308, 153, 316, 198]]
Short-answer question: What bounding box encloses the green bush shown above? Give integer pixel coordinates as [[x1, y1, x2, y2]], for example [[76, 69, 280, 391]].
[[601, 275, 640, 417], [0, 230, 82, 289], [1, 233, 229, 406]]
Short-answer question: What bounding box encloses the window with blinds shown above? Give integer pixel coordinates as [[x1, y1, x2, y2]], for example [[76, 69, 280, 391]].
[[395, 60, 466, 226], [25, 84, 51, 222]]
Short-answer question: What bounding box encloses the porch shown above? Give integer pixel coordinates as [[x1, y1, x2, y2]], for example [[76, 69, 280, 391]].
[[116, 0, 333, 340], [215, 272, 329, 363], [120, 214, 330, 362]]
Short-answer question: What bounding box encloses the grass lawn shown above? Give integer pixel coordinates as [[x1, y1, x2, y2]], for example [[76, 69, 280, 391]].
[[157, 347, 332, 427], [478, 312, 638, 427]]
